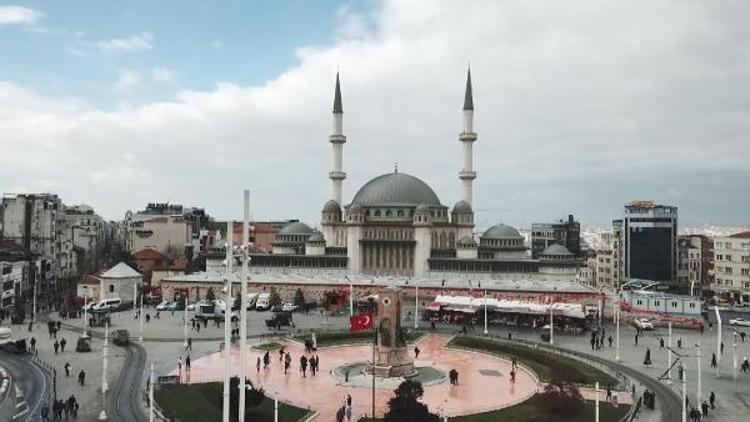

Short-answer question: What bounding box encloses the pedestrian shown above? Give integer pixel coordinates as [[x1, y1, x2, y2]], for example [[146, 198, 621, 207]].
[[54, 339, 59, 354], [60, 338, 66, 353], [511, 356, 517, 369], [709, 391, 715, 409], [590, 336, 596, 350], [263, 351, 270, 369], [721, 341, 724, 354], [677, 338, 682, 348], [310, 355, 317, 376], [509, 369, 516, 383], [257, 356, 261, 373], [742, 357, 750, 373], [56, 320, 61, 331], [284, 353, 291, 374], [634, 334, 639, 346], [187, 338, 192, 351], [279, 346, 285, 362], [186, 355, 191, 371], [414, 346, 420, 359], [64, 362, 72, 377], [204, 318, 208, 328], [711, 353, 717, 368], [196, 322, 201, 333], [701, 401, 709, 417], [300, 355, 308, 377], [41, 402, 50, 422], [606, 386, 612, 402], [659, 337, 665, 349], [643, 348, 652, 366], [608, 336, 613, 347], [30, 337, 36, 352], [78, 369, 85, 386], [678, 365, 684, 381], [146, 313, 151, 323], [28, 320, 33, 332], [741, 331, 746, 342]]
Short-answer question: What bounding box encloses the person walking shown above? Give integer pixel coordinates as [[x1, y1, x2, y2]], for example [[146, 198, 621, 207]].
[[608, 336, 613, 347], [186, 337, 192, 351], [284, 353, 291, 374], [185, 354, 191, 372], [634, 334, 639, 347], [300, 355, 308, 377], [64, 362, 72, 377], [53, 339, 59, 354], [41, 403, 50, 422], [178, 356, 183, 377], [643, 348, 652, 366], [659, 337, 665, 349], [279, 346, 285, 362], [30, 337, 36, 352], [59, 338, 66, 353], [78, 369, 85, 386], [709, 391, 715, 409], [414, 346, 420, 359], [711, 353, 717, 368], [677, 338, 682, 348], [509, 369, 516, 383], [257, 356, 261, 373]]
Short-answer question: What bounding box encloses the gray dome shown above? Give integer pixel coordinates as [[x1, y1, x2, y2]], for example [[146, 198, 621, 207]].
[[350, 172, 441, 207], [307, 232, 325, 242], [482, 224, 522, 239], [322, 200, 341, 213], [452, 200, 472, 214], [278, 221, 314, 235], [457, 235, 477, 247], [541, 244, 574, 257]]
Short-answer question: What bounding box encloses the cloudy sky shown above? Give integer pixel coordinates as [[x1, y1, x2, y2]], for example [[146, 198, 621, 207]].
[[1, 1, 749, 229]]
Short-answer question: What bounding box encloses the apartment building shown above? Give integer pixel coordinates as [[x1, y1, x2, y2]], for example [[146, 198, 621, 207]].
[[713, 231, 750, 304]]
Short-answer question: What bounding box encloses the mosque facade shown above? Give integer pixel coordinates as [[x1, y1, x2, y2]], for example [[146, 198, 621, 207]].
[[261, 71, 580, 279]]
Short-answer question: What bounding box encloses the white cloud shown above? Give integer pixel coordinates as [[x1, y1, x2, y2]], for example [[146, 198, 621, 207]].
[[0, 5, 44, 25], [1, 1, 750, 225], [151, 67, 176, 83], [113, 70, 142, 92], [98, 31, 153, 54]]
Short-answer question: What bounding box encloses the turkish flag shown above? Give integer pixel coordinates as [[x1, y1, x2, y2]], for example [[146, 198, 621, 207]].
[[350, 313, 373, 331]]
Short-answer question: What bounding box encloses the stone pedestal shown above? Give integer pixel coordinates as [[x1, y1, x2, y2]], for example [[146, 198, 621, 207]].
[[367, 287, 416, 377]]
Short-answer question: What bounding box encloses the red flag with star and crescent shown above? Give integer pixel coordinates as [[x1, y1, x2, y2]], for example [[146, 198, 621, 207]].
[[349, 313, 373, 331]]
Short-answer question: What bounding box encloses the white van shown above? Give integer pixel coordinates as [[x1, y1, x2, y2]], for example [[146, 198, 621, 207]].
[[255, 293, 271, 311], [91, 298, 122, 312]]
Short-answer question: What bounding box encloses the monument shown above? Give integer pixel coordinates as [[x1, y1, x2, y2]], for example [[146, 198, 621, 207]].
[[368, 286, 416, 377]]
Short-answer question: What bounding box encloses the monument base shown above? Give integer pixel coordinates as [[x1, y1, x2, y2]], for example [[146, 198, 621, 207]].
[[365, 346, 417, 378]]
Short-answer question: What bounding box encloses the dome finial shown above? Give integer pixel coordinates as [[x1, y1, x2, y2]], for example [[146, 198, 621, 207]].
[[394, 162, 398, 173], [463, 66, 474, 111], [333, 72, 343, 114]]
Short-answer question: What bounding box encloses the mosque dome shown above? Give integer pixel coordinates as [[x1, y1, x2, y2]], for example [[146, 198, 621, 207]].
[[278, 221, 314, 235], [452, 200, 473, 214], [350, 172, 442, 207], [456, 235, 477, 247], [322, 200, 341, 213], [540, 244, 574, 260], [481, 224, 522, 240]]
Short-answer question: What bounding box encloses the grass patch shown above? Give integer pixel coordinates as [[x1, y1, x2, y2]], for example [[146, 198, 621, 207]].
[[294, 330, 425, 347], [252, 341, 283, 351], [448, 336, 617, 387], [155, 382, 310, 422], [359, 395, 629, 422]]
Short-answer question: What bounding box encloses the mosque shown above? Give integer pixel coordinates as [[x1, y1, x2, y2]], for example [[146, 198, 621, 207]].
[[254, 71, 581, 279]]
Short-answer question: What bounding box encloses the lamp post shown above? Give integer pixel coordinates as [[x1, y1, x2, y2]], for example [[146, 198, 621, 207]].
[[483, 290, 488, 335], [595, 381, 600, 422], [239, 190, 250, 422], [83, 291, 88, 336], [32, 275, 37, 329], [183, 295, 188, 349], [274, 390, 279, 422], [714, 306, 721, 378], [549, 306, 554, 345], [696, 343, 701, 405], [615, 300, 620, 361], [667, 322, 672, 383], [344, 275, 354, 317], [733, 341, 738, 392], [222, 221, 233, 422], [99, 323, 109, 420], [149, 362, 154, 422], [414, 282, 419, 330], [681, 365, 687, 422], [139, 286, 144, 342]]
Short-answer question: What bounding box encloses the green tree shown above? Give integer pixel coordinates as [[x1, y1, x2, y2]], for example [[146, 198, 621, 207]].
[[206, 287, 216, 302], [384, 380, 439, 422], [538, 366, 584, 419], [269, 287, 282, 307], [293, 288, 306, 308]]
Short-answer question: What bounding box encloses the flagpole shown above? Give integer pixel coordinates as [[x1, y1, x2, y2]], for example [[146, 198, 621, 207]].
[[372, 327, 376, 420]]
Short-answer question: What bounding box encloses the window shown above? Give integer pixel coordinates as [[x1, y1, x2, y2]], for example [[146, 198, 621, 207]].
[[374, 210, 381, 217], [654, 301, 660, 306], [742, 269, 749, 276], [397, 210, 404, 217], [109, 284, 115, 293], [726, 255, 733, 262], [385, 210, 392, 217], [672, 301, 678, 307], [689, 303, 695, 308], [717, 254, 723, 261]]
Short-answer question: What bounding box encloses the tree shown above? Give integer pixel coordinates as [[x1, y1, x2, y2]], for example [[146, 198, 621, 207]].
[[269, 287, 282, 307], [538, 366, 584, 419], [293, 288, 306, 308], [229, 376, 264, 417], [206, 287, 216, 302], [384, 380, 440, 422]]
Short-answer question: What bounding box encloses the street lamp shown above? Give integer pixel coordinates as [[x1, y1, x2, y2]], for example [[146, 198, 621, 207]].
[[714, 306, 721, 378], [615, 279, 642, 362], [414, 281, 419, 330], [222, 221, 233, 422], [344, 274, 354, 317], [238, 189, 250, 422], [99, 323, 109, 420], [483, 290, 488, 335]]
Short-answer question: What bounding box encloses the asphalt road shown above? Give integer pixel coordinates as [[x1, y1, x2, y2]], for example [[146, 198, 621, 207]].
[[109, 342, 147, 422], [0, 352, 52, 421]]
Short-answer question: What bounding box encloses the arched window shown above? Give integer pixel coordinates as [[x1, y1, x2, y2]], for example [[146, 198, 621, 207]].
[[449, 232, 455, 248], [386, 210, 392, 217], [409, 210, 414, 217], [374, 210, 381, 217], [397, 210, 404, 217], [439, 232, 447, 248], [365, 210, 370, 217]]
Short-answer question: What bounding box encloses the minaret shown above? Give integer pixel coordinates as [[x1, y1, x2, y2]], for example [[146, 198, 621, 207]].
[[329, 73, 347, 205], [459, 68, 477, 207]]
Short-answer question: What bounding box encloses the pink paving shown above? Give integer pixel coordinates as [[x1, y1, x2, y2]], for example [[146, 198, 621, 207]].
[[179, 334, 539, 420]]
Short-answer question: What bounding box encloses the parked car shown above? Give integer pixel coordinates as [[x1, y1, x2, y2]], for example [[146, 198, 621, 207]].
[[91, 298, 122, 313], [156, 301, 171, 311], [166, 301, 185, 312], [729, 318, 750, 327], [265, 311, 294, 328], [281, 303, 299, 312], [255, 293, 271, 311], [634, 318, 654, 330]]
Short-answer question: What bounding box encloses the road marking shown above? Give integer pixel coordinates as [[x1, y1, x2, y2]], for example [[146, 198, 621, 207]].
[[16, 400, 26, 408], [26, 358, 49, 420], [13, 404, 29, 419], [14, 384, 22, 399]]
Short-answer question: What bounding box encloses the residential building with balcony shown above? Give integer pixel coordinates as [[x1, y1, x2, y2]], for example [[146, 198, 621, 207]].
[[713, 231, 750, 304]]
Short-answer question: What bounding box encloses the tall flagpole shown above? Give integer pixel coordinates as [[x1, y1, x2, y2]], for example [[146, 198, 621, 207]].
[[715, 306, 722, 378], [149, 362, 154, 422], [222, 221, 233, 422], [483, 290, 488, 335], [239, 190, 250, 421], [414, 283, 419, 330]]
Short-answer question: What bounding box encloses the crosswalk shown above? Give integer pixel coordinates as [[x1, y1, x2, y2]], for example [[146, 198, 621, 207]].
[[11, 384, 29, 421]]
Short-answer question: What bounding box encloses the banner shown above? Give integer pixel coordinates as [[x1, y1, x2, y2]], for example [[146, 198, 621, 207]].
[[350, 313, 373, 331]]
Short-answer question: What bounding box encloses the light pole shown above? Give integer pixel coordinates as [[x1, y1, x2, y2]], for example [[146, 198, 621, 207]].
[[681, 365, 687, 422], [667, 322, 672, 383], [99, 323, 109, 420], [149, 362, 154, 422], [239, 189, 250, 422], [696, 343, 701, 405], [274, 390, 279, 422], [345, 275, 354, 317], [83, 291, 88, 336], [615, 300, 620, 361], [714, 306, 721, 378], [483, 290, 488, 335], [183, 295, 188, 350], [414, 282, 419, 330], [222, 221, 233, 422], [32, 275, 37, 329], [595, 381, 600, 422], [733, 341, 738, 392], [139, 286, 144, 342], [549, 306, 554, 345]]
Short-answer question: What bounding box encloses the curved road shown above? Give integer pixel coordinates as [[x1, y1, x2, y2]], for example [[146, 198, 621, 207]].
[[109, 342, 147, 422], [0, 353, 52, 421]]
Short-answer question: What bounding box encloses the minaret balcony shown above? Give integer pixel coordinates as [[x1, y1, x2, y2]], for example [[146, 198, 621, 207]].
[[329, 171, 347, 180], [459, 132, 477, 142], [459, 170, 476, 180], [329, 134, 347, 144]]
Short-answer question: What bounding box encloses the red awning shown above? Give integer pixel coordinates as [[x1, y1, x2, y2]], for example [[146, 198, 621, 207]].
[[426, 302, 442, 312]]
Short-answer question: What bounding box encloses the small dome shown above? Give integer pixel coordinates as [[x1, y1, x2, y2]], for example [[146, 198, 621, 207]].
[[457, 235, 477, 247], [482, 224, 522, 239], [415, 203, 431, 213], [322, 200, 341, 213], [307, 232, 325, 243], [541, 244, 574, 257], [278, 221, 314, 235], [452, 200, 473, 214]]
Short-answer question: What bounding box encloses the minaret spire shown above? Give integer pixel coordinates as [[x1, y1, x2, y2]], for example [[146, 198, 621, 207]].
[[329, 72, 347, 205], [459, 66, 477, 207]]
